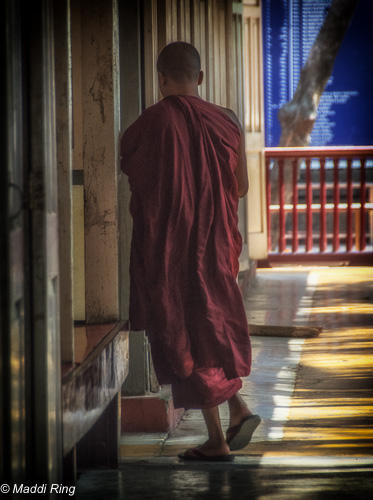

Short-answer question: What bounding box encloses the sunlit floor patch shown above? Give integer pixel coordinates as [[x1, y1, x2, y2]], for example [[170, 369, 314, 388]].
[[280, 267, 373, 457]]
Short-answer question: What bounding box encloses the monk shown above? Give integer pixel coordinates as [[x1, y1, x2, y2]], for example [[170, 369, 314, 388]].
[[120, 42, 260, 461]]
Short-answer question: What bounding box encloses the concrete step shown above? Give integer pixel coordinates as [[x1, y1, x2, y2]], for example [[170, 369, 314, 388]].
[[121, 387, 184, 433]]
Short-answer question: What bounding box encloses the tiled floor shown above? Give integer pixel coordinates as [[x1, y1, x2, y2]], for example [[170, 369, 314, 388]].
[[244, 268, 319, 327]]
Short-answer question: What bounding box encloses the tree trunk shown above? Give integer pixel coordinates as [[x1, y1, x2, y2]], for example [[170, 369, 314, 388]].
[[279, 0, 359, 147]]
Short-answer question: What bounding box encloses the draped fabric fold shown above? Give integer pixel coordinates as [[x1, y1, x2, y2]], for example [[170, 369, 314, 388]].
[[121, 95, 251, 408]]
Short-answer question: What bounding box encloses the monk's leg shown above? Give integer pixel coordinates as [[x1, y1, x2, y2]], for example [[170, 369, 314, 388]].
[[228, 392, 252, 429], [198, 406, 230, 456]]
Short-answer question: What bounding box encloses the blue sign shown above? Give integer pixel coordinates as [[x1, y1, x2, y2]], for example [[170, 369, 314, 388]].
[[262, 0, 373, 146]]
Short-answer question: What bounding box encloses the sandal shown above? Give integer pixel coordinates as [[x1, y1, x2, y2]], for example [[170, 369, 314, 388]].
[[226, 414, 261, 451]]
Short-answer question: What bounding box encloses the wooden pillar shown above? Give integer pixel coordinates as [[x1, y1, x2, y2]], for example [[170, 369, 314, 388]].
[[119, 1, 145, 395], [79, 0, 120, 323], [143, 0, 159, 107], [118, 0, 142, 323], [54, 0, 74, 363], [28, 0, 63, 481], [2, 0, 28, 482], [119, 1, 160, 396], [243, 0, 267, 260]]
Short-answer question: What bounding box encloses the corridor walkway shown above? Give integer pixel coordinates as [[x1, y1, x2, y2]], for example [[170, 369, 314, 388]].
[[76, 267, 373, 499], [244, 267, 373, 458]]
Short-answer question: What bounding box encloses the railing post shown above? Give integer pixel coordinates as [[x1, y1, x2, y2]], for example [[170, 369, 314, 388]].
[[292, 159, 298, 253], [319, 158, 327, 252], [360, 157, 367, 251], [305, 158, 313, 252], [332, 158, 340, 252], [266, 156, 271, 252], [346, 158, 353, 251], [279, 159, 285, 253]]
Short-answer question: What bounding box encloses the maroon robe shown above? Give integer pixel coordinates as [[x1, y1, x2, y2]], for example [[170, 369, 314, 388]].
[[120, 95, 251, 409]]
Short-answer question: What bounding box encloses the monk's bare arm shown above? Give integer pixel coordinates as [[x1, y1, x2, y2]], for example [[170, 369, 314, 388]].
[[218, 106, 249, 198]]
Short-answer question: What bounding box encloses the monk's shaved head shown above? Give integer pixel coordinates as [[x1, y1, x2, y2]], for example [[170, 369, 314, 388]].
[[157, 42, 201, 83]]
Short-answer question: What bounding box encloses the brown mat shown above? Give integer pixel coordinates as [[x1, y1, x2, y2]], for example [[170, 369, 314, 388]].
[[248, 324, 322, 338]]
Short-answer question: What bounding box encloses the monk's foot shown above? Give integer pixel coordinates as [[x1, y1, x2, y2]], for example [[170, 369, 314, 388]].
[[228, 393, 252, 430], [192, 438, 230, 458], [228, 408, 252, 430]]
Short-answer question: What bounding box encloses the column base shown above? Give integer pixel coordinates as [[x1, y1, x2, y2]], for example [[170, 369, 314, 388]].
[[121, 387, 184, 433]]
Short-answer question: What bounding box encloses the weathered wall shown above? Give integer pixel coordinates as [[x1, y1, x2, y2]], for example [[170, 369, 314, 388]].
[[71, 0, 120, 323]]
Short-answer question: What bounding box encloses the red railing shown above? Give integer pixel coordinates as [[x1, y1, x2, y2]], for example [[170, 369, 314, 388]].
[[265, 147, 373, 265]]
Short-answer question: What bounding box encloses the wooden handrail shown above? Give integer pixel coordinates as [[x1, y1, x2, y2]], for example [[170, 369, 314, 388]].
[[265, 146, 373, 159]]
